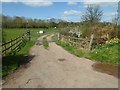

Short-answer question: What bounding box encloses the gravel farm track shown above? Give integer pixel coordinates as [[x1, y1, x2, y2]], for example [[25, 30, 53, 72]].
[[3, 35, 118, 88]]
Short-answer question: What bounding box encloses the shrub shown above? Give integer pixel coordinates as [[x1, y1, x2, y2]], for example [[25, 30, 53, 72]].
[[95, 38, 120, 49]]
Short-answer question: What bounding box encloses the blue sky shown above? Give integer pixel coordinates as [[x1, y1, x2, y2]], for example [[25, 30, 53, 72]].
[[2, 1, 119, 22]]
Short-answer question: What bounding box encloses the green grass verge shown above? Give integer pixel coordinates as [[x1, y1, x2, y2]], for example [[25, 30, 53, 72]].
[[42, 38, 49, 49], [2, 41, 35, 77], [55, 40, 119, 65], [56, 40, 89, 57], [90, 44, 119, 65]]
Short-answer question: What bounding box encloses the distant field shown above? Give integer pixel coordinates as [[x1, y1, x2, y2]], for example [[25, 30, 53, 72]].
[[2, 28, 58, 42], [3, 28, 42, 42]]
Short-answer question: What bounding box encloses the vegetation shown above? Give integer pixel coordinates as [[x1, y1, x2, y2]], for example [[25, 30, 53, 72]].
[[2, 15, 75, 29], [2, 3, 119, 77], [80, 5, 119, 40], [42, 37, 49, 49], [81, 5, 103, 23], [56, 40, 88, 57], [2, 28, 59, 42], [91, 44, 119, 65], [2, 41, 34, 77], [2, 28, 39, 42], [55, 39, 119, 65]]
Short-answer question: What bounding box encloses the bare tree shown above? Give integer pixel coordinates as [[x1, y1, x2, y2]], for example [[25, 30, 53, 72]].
[[81, 5, 103, 38], [81, 5, 103, 23]]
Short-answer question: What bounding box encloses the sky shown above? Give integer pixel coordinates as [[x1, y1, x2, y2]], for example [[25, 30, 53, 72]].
[[1, 0, 119, 22]]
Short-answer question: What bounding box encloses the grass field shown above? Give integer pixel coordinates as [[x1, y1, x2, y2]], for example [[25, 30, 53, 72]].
[[2, 28, 58, 77], [2, 28, 58, 42]]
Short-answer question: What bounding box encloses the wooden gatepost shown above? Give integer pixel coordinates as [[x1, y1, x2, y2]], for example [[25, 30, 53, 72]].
[[88, 34, 94, 51]]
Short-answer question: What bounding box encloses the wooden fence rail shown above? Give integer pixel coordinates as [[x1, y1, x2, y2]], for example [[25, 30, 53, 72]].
[[60, 34, 94, 51], [1, 31, 30, 56]]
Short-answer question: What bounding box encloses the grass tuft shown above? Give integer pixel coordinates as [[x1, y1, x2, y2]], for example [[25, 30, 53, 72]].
[[42, 37, 49, 49]]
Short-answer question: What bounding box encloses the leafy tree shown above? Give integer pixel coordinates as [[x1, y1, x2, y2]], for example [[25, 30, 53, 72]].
[[13, 16, 23, 28]]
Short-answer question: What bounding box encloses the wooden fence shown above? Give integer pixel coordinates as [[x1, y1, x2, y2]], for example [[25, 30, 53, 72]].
[[60, 34, 94, 51], [1, 31, 30, 56]]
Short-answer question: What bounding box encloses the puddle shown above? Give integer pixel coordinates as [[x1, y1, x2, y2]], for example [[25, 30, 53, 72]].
[[58, 58, 66, 62], [92, 62, 119, 78], [36, 42, 42, 46]]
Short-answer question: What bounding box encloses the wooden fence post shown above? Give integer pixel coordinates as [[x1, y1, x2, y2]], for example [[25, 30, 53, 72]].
[[27, 30, 31, 41], [68, 36, 70, 43], [88, 34, 94, 51]]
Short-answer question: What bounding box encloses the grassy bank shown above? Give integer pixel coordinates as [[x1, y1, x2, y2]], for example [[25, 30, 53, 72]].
[[55, 39, 119, 65]]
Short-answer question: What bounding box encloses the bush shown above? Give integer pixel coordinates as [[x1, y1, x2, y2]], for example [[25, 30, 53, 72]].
[[95, 38, 120, 49]]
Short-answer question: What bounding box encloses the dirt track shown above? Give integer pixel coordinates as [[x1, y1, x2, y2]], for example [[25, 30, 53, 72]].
[[3, 35, 118, 88]]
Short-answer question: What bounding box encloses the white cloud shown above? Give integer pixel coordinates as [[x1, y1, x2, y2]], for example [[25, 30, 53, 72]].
[[83, 0, 119, 8], [2, 0, 119, 2], [61, 16, 81, 22], [63, 10, 81, 16], [61, 16, 68, 21], [1, 0, 53, 7], [83, 0, 119, 4], [68, 2, 77, 5], [62, 10, 82, 22], [1, 0, 19, 2], [21, 2, 53, 7]]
